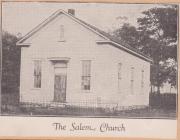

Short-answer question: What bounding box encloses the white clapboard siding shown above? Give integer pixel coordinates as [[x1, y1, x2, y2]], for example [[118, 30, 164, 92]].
[[19, 12, 150, 107]]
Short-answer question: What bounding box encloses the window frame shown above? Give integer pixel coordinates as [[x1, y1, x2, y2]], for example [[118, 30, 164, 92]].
[[118, 63, 122, 93], [141, 69, 145, 93], [33, 60, 42, 89], [81, 60, 91, 92], [130, 67, 134, 94]]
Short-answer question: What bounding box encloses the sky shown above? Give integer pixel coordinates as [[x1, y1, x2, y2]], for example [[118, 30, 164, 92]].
[[2, 2, 165, 36]]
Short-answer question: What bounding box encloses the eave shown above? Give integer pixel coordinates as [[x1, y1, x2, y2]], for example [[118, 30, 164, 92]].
[[96, 40, 153, 63]]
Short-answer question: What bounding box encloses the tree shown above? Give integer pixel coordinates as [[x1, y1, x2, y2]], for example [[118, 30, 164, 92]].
[[2, 31, 21, 94], [112, 6, 177, 93], [137, 6, 177, 93], [112, 23, 140, 50]]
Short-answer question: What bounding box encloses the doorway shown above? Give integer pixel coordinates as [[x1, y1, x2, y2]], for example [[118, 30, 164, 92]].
[[54, 63, 67, 103]]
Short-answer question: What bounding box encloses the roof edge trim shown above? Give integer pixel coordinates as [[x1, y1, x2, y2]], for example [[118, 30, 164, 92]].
[[16, 9, 110, 46], [96, 40, 153, 63]]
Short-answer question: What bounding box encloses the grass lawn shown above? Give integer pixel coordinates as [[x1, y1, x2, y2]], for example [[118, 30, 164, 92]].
[[1, 105, 176, 119]]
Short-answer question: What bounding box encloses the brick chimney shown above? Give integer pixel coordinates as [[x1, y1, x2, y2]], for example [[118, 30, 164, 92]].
[[68, 9, 75, 16]]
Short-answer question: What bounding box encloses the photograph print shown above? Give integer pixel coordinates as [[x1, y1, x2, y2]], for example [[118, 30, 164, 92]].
[[1, 2, 178, 119]]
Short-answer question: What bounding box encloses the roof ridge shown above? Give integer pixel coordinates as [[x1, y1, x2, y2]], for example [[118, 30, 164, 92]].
[[67, 11, 151, 60], [16, 9, 152, 62]]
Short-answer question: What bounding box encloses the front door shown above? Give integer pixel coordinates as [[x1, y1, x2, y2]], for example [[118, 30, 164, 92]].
[[54, 74, 66, 102], [54, 63, 67, 103]]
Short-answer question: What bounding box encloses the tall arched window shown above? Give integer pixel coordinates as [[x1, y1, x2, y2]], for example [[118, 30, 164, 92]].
[[34, 60, 42, 88], [141, 70, 144, 94], [118, 63, 122, 93], [130, 67, 134, 94], [81, 60, 91, 91]]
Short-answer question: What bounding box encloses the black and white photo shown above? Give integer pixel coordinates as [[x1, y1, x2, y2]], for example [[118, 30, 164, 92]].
[[0, 2, 178, 138]]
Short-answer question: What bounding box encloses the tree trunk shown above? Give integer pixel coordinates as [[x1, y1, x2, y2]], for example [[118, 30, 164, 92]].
[[157, 86, 160, 94], [154, 60, 161, 95], [156, 65, 161, 94]]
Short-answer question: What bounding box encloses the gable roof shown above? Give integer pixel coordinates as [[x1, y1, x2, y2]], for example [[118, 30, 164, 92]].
[[16, 9, 153, 63]]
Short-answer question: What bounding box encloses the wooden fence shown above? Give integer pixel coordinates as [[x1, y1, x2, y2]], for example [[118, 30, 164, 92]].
[[149, 93, 177, 109], [1, 92, 177, 115]]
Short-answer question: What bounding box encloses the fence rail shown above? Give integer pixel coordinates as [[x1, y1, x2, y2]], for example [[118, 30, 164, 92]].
[[19, 101, 147, 111], [149, 93, 177, 109], [1, 92, 177, 115]]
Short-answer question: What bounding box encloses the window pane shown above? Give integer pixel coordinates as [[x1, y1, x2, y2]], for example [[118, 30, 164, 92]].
[[82, 60, 91, 91], [130, 67, 134, 94], [141, 70, 144, 87], [118, 63, 122, 79], [131, 67, 134, 81], [34, 60, 41, 88], [82, 76, 90, 90], [118, 63, 122, 93], [141, 70, 144, 94]]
